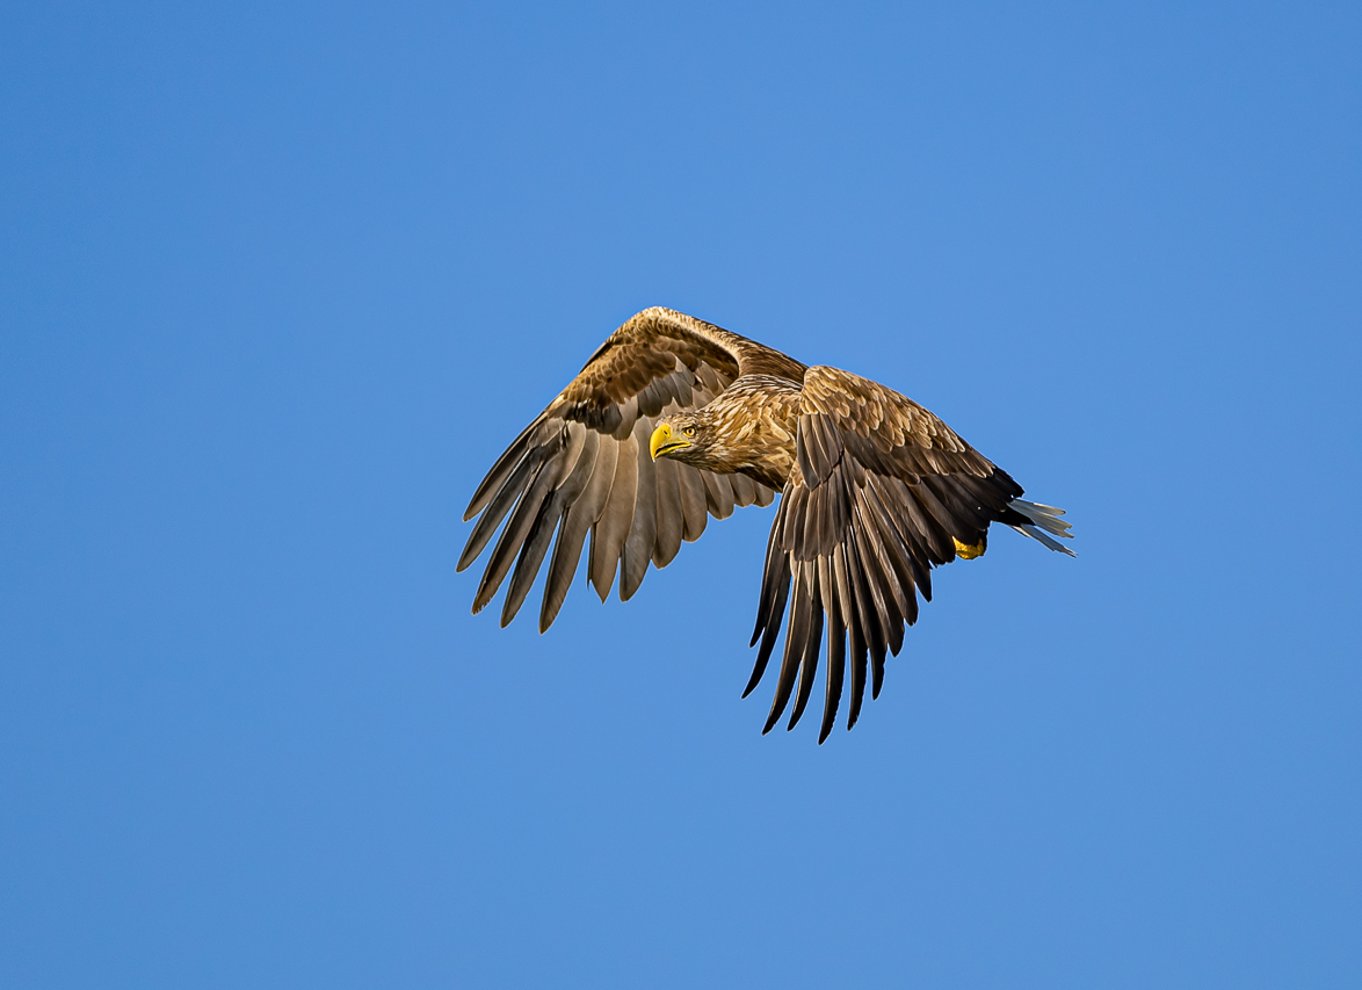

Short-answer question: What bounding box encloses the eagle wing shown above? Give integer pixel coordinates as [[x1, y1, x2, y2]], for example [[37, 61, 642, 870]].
[[746, 365, 1026, 742], [460, 307, 806, 631]]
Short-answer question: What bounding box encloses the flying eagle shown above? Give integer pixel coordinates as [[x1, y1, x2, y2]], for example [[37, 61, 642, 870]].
[[460, 307, 1074, 741]]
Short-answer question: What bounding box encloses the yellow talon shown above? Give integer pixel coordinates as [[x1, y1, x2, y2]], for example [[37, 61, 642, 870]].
[[953, 537, 986, 560]]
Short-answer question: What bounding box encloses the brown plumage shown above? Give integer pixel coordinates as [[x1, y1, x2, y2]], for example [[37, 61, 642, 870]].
[[460, 307, 1075, 741]]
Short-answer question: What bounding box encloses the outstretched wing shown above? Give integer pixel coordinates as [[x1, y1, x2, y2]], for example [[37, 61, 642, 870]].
[[745, 366, 1025, 743], [460, 307, 806, 631]]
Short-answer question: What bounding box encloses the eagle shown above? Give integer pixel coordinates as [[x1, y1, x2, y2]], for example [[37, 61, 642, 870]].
[[460, 307, 1074, 741]]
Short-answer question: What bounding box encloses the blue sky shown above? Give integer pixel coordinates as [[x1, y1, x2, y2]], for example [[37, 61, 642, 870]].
[[3, 2, 1360, 986]]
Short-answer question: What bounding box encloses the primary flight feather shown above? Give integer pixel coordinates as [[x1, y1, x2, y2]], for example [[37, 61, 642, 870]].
[[460, 307, 1074, 741]]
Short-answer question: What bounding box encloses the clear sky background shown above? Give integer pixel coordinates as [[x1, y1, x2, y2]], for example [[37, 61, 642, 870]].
[[4, 3, 1361, 987]]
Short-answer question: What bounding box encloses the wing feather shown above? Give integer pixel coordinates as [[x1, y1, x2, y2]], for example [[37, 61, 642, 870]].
[[731, 474, 766, 508], [745, 513, 791, 696], [830, 547, 867, 731], [650, 456, 686, 568], [501, 490, 561, 627], [787, 560, 827, 731], [585, 440, 622, 601], [538, 432, 602, 631], [699, 471, 736, 520], [618, 419, 658, 602], [763, 564, 817, 734], [676, 465, 710, 542], [585, 435, 637, 604], [816, 555, 846, 743]]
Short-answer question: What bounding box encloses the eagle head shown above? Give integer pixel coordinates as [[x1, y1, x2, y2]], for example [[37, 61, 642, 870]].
[[650, 415, 711, 462]]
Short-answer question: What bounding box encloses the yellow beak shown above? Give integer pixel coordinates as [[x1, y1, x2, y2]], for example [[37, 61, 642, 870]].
[[649, 423, 691, 460]]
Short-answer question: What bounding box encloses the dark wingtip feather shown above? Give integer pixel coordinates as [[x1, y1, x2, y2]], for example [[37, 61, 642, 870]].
[[745, 522, 790, 695], [741, 662, 766, 699], [786, 602, 824, 732], [761, 570, 808, 732], [819, 629, 845, 744], [761, 705, 783, 735], [500, 496, 561, 628]]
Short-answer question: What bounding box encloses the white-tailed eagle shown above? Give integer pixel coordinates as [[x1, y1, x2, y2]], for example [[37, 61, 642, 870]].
[[460, 307, 1074, 741]]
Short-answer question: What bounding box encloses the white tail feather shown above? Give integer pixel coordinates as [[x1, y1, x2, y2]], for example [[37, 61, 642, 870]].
[[1007, 498, 1076, 557]]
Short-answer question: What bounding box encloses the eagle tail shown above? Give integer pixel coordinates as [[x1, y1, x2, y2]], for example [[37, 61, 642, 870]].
[[1006, 499, 1076, 556]]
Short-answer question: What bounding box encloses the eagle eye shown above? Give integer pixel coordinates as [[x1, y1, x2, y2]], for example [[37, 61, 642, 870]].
[[682, 425, 696, 437]]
